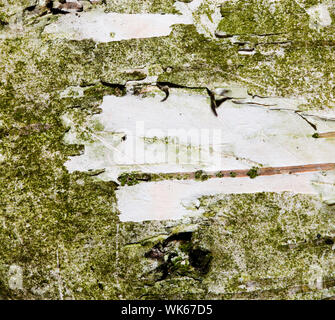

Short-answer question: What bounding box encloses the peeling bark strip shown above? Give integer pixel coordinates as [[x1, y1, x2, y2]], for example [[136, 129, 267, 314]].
[[314, 132, 335, 138], [119, 163, 335, 185], [189, 163, 335, 179], [247, 163, 335, 176]]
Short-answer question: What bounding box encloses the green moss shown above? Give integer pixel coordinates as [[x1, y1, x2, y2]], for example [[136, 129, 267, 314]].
[[99, 0, 179, 14], [179, 241, 192, 253], [247, 167, 259, 179], [170, 256, 191, 275], [195, 170, 209, 181], [125, 70, 147, 81], [194, 193, 335, 299], [117, 172, 150, 186], [217, 0, 309, 36]]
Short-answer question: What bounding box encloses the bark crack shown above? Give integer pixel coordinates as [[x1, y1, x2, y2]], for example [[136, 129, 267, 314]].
[[156, 81, 232, 117]]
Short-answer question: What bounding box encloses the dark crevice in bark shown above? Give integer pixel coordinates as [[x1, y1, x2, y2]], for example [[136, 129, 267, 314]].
[[50, 8, 69, 15], [215, 31, 286, 38], [295, 111, 317, 131], [232, 100, 276, 107], [144, 231, 212, 282], [25, 5, 37, 12], [156, 81, 232, 116], [100, 81, 126, 90]]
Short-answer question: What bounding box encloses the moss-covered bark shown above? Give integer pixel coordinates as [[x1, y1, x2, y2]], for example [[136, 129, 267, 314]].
[[1, 0, 335, 299]]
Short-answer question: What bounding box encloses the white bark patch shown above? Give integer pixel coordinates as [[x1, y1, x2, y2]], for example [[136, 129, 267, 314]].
[[8, 265, 23, 290], [307, 4, 332, 29], [64, 89, 335, 178], [43, 11, 193, 42], [174, 0, 223, 38], [43, 0, 224, 42], [312, 170, 335, 205], [63, 88, 335, 221], [116, 173, 324, 222]]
